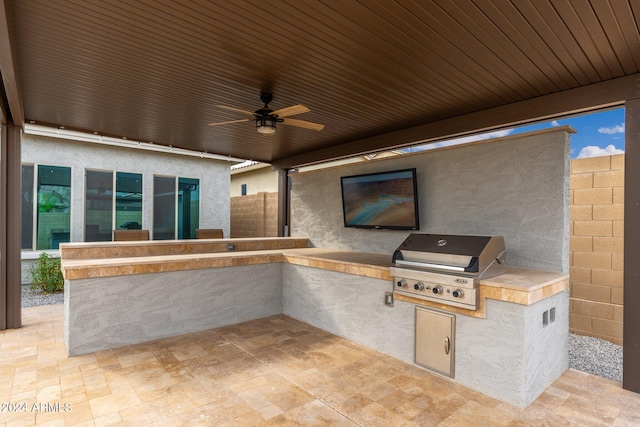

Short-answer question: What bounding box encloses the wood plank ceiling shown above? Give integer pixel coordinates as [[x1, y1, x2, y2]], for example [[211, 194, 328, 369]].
[[6, 0, 640, 167]]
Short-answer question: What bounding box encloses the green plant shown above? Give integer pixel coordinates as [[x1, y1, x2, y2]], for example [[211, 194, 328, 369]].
[[38, 191, 59, 212], [29, 253, 64, 294]]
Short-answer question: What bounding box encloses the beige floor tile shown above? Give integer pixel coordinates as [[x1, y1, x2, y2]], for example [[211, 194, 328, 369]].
[[2, 305, 639, 426], [88, 388, 140, 418]]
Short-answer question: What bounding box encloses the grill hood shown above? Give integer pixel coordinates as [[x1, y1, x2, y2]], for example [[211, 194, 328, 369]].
[[392, 234, 506, 275]]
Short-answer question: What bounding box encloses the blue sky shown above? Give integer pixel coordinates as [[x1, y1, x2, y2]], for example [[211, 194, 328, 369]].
[[414, 107, 625, 159], [512, 107, 625, 159]]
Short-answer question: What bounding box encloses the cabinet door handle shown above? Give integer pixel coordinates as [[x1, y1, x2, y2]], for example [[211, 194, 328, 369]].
[[444, 336, 451, 355]]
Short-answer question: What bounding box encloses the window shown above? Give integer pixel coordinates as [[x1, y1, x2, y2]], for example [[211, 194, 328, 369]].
[[153, 176, 176, 240], [84, 171, 143, 241], [85, 170, 113, 242], [153, 175, 200, 240], [178, 177, 199, 239], [241, 183, 247, 196], [36, 165, 71, 250], [115, 172, 142, 230], [21, 165, 34, 249]]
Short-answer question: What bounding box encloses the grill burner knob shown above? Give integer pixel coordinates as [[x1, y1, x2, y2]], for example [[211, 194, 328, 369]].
[[396, 279, 408, 288], [432, 285, 443, 295], [413, 282, 424, 291], [452, 289, 464, 298]]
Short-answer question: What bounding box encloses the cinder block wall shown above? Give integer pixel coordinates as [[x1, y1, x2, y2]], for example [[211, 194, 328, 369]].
[[570, 154, 624, 345], [230, 192, 278, 238]]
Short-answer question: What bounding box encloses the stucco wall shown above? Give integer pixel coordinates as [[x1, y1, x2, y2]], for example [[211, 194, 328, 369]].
[[230, 165, 278, 196], [291, 128, 571, 273], [21, 133, 232, 244]]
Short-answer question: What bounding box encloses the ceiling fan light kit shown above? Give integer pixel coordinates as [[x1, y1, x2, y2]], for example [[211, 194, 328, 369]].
[[210, 92, 324, 135], [256, 117, 277, 134]]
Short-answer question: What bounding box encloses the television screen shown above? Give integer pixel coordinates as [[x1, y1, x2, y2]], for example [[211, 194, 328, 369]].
[[341, 168, 420, 230]]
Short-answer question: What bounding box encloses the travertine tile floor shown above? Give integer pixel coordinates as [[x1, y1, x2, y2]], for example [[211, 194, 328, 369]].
[[1, 305, 639, 426]]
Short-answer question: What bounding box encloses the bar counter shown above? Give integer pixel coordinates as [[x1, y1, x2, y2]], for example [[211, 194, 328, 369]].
[[60, 238, 568, 408], [61, 243, 568, 319]]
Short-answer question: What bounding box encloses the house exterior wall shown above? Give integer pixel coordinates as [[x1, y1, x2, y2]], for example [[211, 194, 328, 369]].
[[570, 154, 624, 345], [21, 133, 232, 282], [230, 166, 278, 196], [290, 128, 571, 274]]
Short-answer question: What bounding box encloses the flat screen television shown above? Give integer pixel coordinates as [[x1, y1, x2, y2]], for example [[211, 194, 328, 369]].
[[340, 168, 420, 230]]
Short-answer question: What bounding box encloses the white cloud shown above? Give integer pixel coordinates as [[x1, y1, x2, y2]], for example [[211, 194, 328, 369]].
[[576, 144, 624, 159], [551, 120, 560, 127], [598, 123, 625, 134]]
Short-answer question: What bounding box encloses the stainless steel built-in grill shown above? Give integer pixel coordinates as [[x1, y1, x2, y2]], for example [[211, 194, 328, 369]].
[[390, 234, 506, 310]]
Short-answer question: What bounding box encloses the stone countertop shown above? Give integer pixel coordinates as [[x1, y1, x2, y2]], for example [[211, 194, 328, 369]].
[[60, 250, 287, 280], [59, 237, 309, 260], [60, 247, 392, 281], [282, 248, 392, 281], [60, 246, 567, 316]]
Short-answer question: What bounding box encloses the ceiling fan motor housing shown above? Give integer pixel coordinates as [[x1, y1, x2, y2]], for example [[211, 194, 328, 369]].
[[260, 92, 273, 107]]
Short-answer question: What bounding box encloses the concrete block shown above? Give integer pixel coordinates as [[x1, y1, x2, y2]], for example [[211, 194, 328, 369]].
[[593, 236, 623, 254], [570, 235, 592, 252], [570, 204, 592, 220], [571, 156, 611, 174], [613, 187, 624, 204], [612, 254, 624, 271], [573, 220, 612, 237], [570, 172, 593, 189], [593, 170, 624, 188], [592, 269, 623, 288], [572, 188, 612, 205], [613, 305, 624, 322], [610, 154, 624, 170], [572, 283, 611, 303], [569, 312, 593, 332], [570, 266, 592, 284], [573, 252, 611, 269], [592, 204, 624, 221], [612, 220, 624, 237], [572, 298, 614, 320], [611, 287, 623, 305], [592, 318, 623, 339]]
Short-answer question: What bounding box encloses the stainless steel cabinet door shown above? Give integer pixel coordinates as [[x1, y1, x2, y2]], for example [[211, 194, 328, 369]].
[[415, 306, 455, 377]]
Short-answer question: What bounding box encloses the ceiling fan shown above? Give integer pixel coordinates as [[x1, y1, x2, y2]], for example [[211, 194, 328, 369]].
[[208, 92, 324, 134]]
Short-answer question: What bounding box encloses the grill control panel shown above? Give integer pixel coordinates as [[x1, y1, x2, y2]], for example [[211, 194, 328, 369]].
[[389, 265, 479, 310], [393, 277, 477, 309]]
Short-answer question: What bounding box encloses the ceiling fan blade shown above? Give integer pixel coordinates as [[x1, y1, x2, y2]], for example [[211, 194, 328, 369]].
[[281, 118, 325, 131], [207, 118, 249, 126], [271, 104, 310, 118], [215, 105, 257, 116]]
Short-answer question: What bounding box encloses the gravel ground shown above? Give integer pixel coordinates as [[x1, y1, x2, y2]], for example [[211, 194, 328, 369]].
[[21, 286, 64, 308], [569, 332, 623, 382], [20, 288, 623, 383]]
